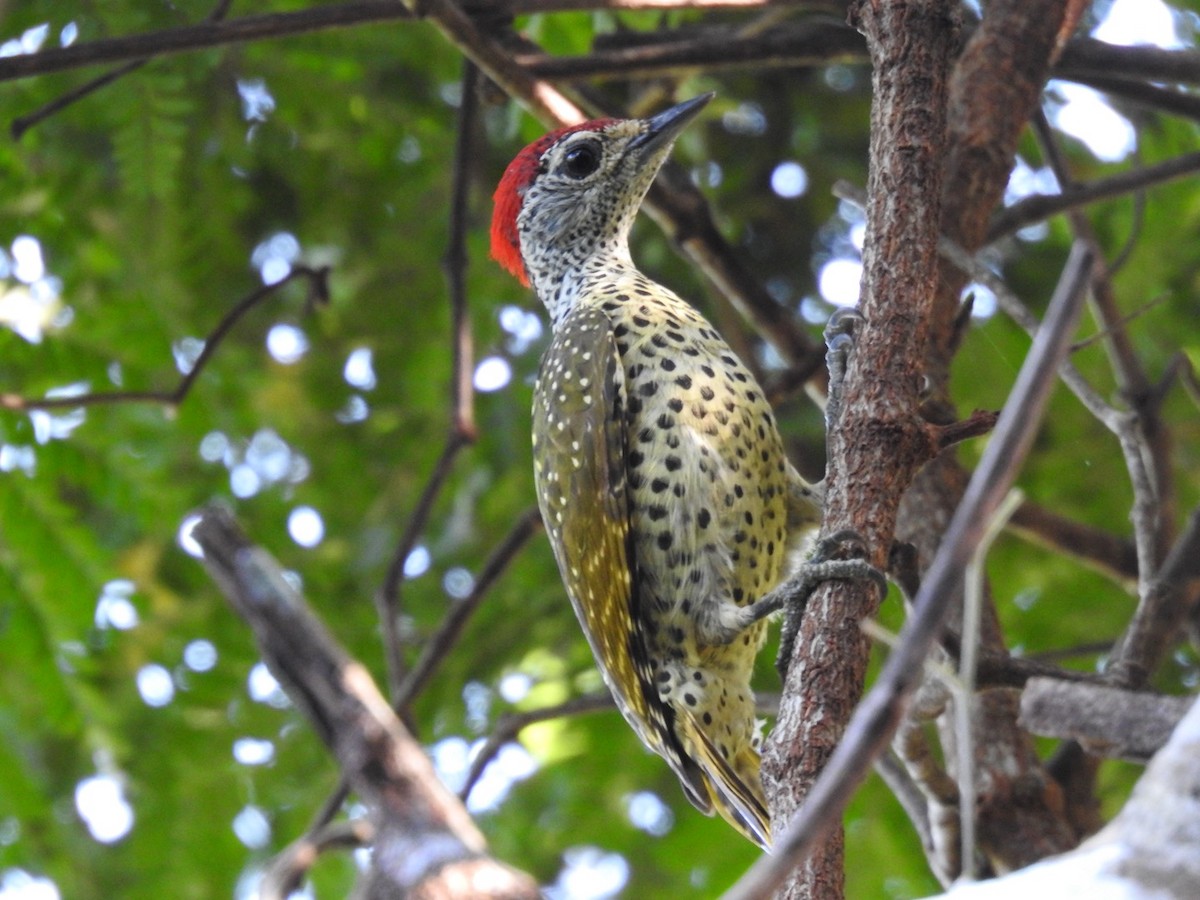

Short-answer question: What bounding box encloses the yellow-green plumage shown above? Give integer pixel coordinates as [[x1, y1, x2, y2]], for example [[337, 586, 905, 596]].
[[495, 95, 819, 847]]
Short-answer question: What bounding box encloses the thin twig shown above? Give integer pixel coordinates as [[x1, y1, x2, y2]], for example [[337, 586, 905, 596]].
[[724, 243, 1093, 900], [443, 61, 481, 443], [1032, 111, 1173, 599], [987, 151, 1200, 242], [375, 60, 484, 703], [0, 2, 412, 84], [957, 488, 1024, 881], [396, 508, 542, 708], [259, 819, 375, 900], [11, 0, 235, 139], [1109, 505, 1200, 688], [1, 265, 328, 413], [1007, 500, 1138, 588], [460, 692, 613, 800]]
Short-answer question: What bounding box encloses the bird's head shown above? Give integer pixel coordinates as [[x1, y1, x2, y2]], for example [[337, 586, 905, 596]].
[[490, 94, 714, 295]]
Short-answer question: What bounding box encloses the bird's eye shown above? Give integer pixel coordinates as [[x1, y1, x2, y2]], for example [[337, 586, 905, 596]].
[[562, 142, 601, 179]]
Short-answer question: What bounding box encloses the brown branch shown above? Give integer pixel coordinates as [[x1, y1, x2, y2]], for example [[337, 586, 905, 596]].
[[927, 409, 998, 452], [729, 242, 1093, 900], [1019, 677, 1194, 763], [1074, 74, 1200, 123], [11, 0, 234, 139], [759, 2, 959, 897], [0, 2, 415, 84], [444, 61, 481, 443], [396, 508, 542, 708], [375, 61, 483, 704], [518, 20, 867, 81], [190, 505, 540, 899], [1, 265, 328, 414], [460, 692, 614, 800], [1056, 37, 1200, 87], [259, 819, 374, 900], [987, 151, 1200, 243], [1007, 500, 1139, 588]]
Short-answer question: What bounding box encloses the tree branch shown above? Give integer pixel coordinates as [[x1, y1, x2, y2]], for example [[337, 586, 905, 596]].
[[190, 505, 540, 899], [1, 265, 328, 413], [1019, 677, 1194, 763], [760, 2, 958, 897], [732, 242, 1093, 900], [375, 61, 483, 704]]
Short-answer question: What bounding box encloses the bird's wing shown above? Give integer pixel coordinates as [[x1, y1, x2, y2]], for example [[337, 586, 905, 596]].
[[532, 304, 710, 811]]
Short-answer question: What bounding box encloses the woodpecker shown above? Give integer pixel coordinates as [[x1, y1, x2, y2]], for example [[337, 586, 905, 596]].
[[490, 94, 867, 847]]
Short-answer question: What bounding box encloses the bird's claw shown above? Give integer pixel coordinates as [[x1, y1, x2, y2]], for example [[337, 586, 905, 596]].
[[824, 307, 863, 428], [774, 528, 887, 678]]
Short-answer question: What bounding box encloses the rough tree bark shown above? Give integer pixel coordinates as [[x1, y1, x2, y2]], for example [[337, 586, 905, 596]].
[[899, 0, 1081, 873], [762, 1, 957, 897]]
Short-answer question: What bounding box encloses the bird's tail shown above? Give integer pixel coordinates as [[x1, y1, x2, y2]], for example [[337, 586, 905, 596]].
[[679, 711, 771, 849]]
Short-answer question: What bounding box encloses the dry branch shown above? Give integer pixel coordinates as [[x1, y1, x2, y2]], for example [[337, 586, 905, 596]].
[[758, 2, 959, 897], [1, 266, 328, 413], [191, 505, 539, 900], [727, 242, 1093, 899], [1019, 677, 1193, 763]]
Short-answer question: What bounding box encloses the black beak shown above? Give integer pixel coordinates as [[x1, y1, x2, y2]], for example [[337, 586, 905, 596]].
[[632, 93, 715, 158]]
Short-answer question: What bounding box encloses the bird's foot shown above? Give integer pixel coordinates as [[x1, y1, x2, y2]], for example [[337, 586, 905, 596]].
[[824, 307, 863, 429], [773, 529, 887, 679]]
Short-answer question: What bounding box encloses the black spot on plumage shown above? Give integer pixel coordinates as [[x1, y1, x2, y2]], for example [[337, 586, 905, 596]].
[[651, 478, 669, 493], [661, 358, 676, 372], [667, 398, 683, 413], [657, 531, 673, 550], [665, 456, 682, 471], [675, 374, 692, 390], [657, 413, 674, 429], [639, 381, 658, 397]]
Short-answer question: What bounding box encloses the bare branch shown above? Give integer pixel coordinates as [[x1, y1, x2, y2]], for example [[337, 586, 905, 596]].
[[1109, 506, 1200, 688], [259, 819, 374, 900], [759, 1, 960, 896], [460, 692, 613, 800], [396, 508, 542, 709], [375, 60, 484, 703], [1007, 500, 1138, 588], [987, 152, 1200, 243], [191, 505, 540, 899], [731, 243, 1093, 900], [1, 265, 328, 414], [1020, 677, 1194, 763], [11, 0, 235, 139]]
